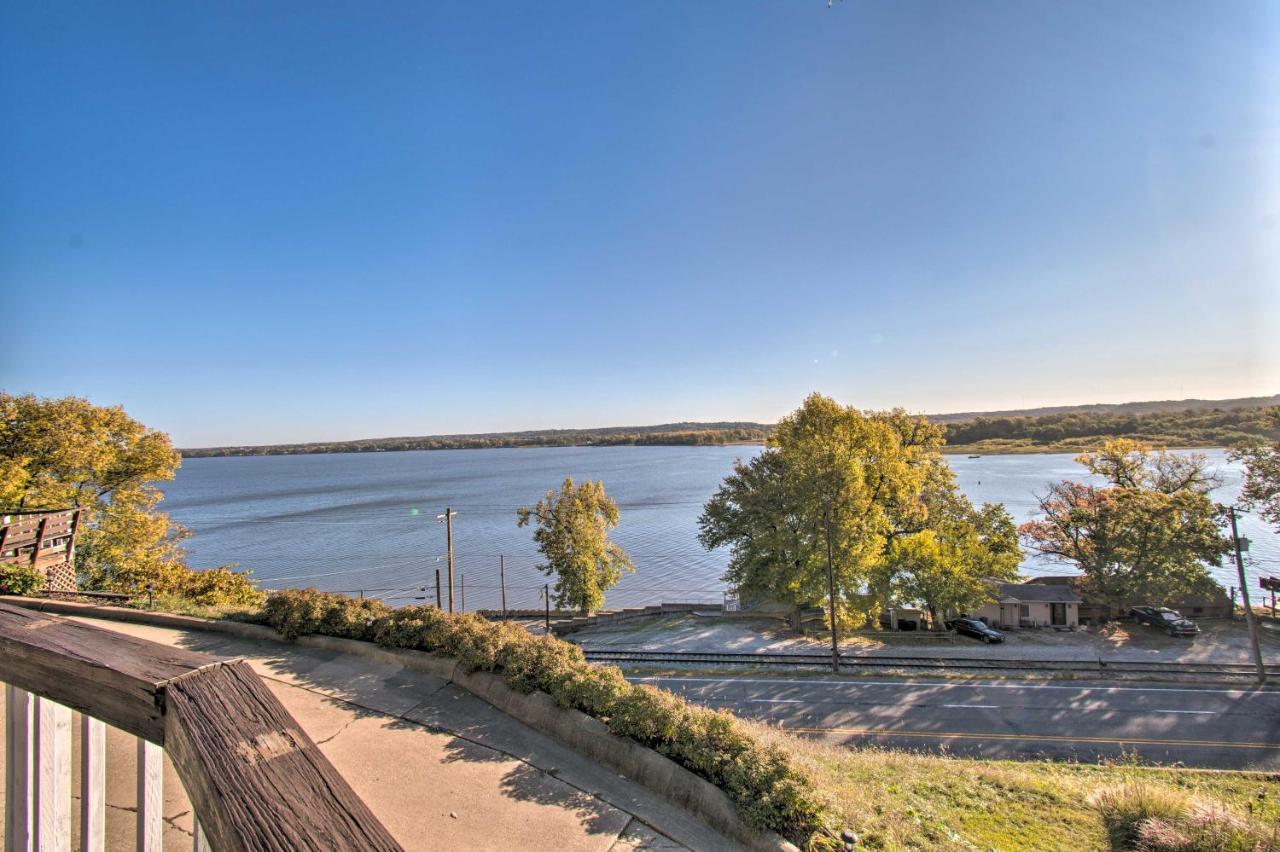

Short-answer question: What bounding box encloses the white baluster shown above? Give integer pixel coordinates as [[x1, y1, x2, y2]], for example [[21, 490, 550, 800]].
[[136, 739, 163, 852], [5, 684, 35, 852], [80, 715, 106, 852], [32, 697, 71, 851]]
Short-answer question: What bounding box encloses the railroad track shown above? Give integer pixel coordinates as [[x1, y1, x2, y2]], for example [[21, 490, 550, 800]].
[[583, 649, 1280, 677]]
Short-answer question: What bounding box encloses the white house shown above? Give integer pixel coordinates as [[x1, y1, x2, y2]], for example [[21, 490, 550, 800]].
[[972, 582, 1080, 628]]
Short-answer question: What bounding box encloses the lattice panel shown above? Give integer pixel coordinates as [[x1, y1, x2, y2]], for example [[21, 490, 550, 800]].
[[42, 559, 78, 593]]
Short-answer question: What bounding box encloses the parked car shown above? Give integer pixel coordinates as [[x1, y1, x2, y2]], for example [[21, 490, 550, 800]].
[[946, 617, 1005, 644], [1130, 606, 1200, 636]]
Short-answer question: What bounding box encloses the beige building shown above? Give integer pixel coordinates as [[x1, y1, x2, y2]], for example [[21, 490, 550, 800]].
[[972, 582, 1080, 629]]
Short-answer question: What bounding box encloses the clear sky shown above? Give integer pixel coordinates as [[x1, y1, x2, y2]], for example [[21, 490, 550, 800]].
[[2, 1, 1277, 447]]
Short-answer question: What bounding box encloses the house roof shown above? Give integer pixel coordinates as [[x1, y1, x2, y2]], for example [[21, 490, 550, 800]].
[[996, 582, 1082, 604]]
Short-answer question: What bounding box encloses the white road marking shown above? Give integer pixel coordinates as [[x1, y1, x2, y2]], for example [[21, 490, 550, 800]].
[[629, 675, 1277, 697], [942, 704, 998, 709], [1155, 709, 1218, 715]]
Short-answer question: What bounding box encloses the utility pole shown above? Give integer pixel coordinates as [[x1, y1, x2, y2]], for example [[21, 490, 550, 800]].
[[1229, 506, 1266, 684], [824, 502, 840, 674], [435, 569, 442, 612], [437, 508, 458, 613], [499, 555, 507, 619], [543, 584, 551, 633]]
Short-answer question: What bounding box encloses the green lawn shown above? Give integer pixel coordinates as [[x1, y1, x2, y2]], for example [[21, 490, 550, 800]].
[[746, 723, 1279, 851]]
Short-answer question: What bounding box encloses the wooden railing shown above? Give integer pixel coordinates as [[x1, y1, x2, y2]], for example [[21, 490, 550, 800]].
[[0, 601, 402, 851]]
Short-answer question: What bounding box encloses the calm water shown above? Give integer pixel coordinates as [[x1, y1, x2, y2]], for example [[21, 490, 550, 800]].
[[161, 447, 1279, 610]]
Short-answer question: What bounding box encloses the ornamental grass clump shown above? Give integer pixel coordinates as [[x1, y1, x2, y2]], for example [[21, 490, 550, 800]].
[[259, 589, 834, 846]]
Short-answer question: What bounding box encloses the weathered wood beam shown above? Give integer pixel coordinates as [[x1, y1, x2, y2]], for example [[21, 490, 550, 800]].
[[163, 661, 402, 852], [0, 601, 222, 743]]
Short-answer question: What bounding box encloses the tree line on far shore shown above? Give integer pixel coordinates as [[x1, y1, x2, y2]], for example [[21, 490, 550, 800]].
[[176, 404, 1280, 458]]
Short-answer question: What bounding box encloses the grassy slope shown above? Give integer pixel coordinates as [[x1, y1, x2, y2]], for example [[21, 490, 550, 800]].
[[748, 722, 1279, 851]]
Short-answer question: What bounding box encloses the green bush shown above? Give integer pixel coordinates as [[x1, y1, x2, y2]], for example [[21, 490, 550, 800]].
[[177, 564, 267, 608], [260, 588, 833, 845], [262, 588, 387, 640], [0, 563, 43, 596]]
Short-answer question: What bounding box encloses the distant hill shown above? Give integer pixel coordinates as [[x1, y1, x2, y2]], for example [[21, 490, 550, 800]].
[[928, 395, 1280, 424], [179, 396, 1279, 457]]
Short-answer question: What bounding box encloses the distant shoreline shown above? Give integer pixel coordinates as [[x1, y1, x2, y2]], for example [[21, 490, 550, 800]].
[[178, 396, 1276, 459], [178, 439, 1234, 460]]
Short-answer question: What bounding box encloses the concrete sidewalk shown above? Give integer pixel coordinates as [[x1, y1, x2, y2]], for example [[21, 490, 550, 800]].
[[1, 616, 737, 851]]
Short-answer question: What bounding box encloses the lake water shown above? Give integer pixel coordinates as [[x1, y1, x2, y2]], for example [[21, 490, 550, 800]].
[[160, 447, 1279, 611]]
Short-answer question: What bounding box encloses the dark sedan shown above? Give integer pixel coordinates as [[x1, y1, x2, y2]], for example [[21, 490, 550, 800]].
[[946, 617, 1006, 644], [1130, 606, 1200, 636]]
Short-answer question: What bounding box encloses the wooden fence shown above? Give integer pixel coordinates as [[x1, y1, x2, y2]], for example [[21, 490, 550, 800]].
[[0, 600, 402, 851]]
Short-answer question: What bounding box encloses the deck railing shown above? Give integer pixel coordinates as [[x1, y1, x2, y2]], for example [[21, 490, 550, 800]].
[[0, 601, 402, 851]]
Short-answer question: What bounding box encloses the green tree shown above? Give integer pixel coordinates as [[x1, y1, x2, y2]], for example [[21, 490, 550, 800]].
[[1020, 440, 1228, 606], [889, 498, 1021, 629], [1229, 420, 1280, 531], [517, 477, 634, 614], [0, 393, 260, 602], [699, 393, 948, 625]]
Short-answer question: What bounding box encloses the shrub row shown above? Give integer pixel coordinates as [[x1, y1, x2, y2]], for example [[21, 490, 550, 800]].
[[260, 588, 833, 846]]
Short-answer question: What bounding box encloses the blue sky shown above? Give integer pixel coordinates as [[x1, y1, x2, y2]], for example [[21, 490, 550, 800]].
[[2, 1, 1277, 447]]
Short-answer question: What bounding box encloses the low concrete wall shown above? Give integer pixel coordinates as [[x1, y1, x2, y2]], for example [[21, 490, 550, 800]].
[[3, 597, 795, 852]]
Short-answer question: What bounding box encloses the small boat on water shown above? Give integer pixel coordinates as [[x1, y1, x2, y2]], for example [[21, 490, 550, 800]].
[[968, 454, 981, 458]]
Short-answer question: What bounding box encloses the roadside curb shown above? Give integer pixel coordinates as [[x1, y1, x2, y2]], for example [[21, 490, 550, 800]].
[[3, 597, 797, 852]]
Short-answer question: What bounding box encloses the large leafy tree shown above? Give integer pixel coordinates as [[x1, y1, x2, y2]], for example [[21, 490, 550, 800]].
[[1229, 411, 1280, 531], [889, 493, 1021, 629], [1020, 440, 1228, 606], [699, 393, 949, 623], [0, 393, 258, 601], [517, 477, 634, 614]]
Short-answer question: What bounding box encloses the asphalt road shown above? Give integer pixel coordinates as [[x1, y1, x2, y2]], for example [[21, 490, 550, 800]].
[[633, 675, 1280, 770]]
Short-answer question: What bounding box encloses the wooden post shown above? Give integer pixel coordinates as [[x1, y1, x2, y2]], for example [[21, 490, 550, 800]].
[[5, 684, 34, 851], [445, 508, 455, 613], [1229, 507, 1266, 684], [435, 569, 442, 611], [34, 697, 72, 851], [136, 739, 163, 852], [824, 503, 840, 674], [81, 715, 106, 852], [544, 584, 551, 633], [29, 517, 48, 568], [499, 555, 507, 619], [66, 509, 83, 576]]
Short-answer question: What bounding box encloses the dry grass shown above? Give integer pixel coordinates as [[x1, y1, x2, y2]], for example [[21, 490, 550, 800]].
[[136, 591, 264, 622], [744, 722, 1280, 851]]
